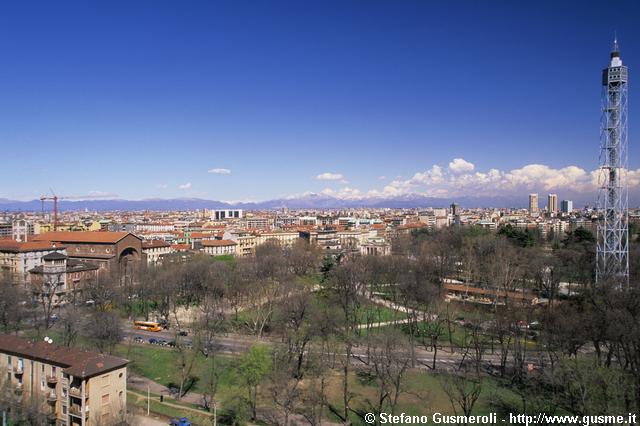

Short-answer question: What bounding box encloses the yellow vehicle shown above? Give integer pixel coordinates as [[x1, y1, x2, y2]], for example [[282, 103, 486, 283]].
[[134, 321, 162, 332]]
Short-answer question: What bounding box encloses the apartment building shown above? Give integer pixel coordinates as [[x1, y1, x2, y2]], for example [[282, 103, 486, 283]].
[[202, 239, 237, 256], [0, 240, 63, 283], [224, 231, 257, 256], [0, 334, 128, 425], [29, 252, 99, 305], [141, 240, 173, 264], [244, 217, 270, 230], [12, 219, 38, 242], [254, 231, 300, 247]]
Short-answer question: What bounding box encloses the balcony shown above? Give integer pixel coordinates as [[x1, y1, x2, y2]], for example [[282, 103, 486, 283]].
[[13, 365, 24, 375], [69, 387, 82, 398], [14, 384, 23, 395], [69, 406, 83, 417], [47, 412, 57, 423], [47, 391, 57, 403], [47, 375, 58, 385]]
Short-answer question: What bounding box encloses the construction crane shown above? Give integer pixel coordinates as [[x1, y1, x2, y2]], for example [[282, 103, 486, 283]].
[[40, 189, 61, 231]]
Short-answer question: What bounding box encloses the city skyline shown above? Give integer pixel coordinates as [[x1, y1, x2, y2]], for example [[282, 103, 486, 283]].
[[1, 1, 639, 203]]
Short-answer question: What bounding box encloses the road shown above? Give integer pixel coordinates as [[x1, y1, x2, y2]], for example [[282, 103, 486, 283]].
[[122, 324, 540, 373]]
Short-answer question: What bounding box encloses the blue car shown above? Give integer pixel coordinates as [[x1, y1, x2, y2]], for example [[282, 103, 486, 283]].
[[169, 418, 191, 426]]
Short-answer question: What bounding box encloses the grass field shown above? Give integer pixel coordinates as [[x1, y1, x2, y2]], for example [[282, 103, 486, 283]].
[[115, 344, 239, 398], [118, 343, 523, 425]]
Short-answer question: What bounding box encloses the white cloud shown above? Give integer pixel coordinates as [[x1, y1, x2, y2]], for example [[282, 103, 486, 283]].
[[295, 156, 640, 200], [410, 165, 445, 185], [448, 158, 475, 173], [178, 182, 192, 190], [156, 184, 168, 189], [320, 187, 362, 199], [378, 175, 387, 180], [316, 172, 344, 181], [208, 168, 231, 175]]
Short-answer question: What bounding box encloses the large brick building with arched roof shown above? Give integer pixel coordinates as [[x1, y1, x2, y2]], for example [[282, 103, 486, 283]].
[[33, 232, 143, 274]]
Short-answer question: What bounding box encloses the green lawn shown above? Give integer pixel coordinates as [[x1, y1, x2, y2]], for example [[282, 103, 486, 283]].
[[128, 389, 213, 424], [115, 344, 239, 399], [322, 369, 523, 425], [118, 342, 526, 425]]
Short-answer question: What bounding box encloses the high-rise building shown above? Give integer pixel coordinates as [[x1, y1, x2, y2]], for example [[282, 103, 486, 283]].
[[529, 193, 539, 214], [450, 203, 459, 216], [596, 38, 629, 285], [548, 194, 558, 213], [561, 200, 573, 214]]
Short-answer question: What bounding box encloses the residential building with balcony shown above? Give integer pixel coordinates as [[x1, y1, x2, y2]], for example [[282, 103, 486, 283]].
[[29, 252, 99, 305], [0, 240, 64, 283], [0, 334, 128, 426]]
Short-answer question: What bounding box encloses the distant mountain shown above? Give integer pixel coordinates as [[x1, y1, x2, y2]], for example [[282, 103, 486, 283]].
[[0, 193, 569, 212]]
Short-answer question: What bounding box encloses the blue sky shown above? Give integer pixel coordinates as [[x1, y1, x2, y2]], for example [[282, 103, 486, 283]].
[[1, 0, 639, 202]]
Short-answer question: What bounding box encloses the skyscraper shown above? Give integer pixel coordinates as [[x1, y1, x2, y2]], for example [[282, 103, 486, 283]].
[[561, 200, 573, 214], [596, 38, 629, 285], [529, 193, 539, 214], [548, 194, 558, 213]]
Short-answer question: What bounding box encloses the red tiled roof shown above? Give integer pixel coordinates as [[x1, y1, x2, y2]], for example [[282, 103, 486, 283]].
[[0, 240, 64, 253], [34, 231, 138, 244], [0, 334, 127, 379], [202, 239, 236, 247], [142, 240, 171, 249]]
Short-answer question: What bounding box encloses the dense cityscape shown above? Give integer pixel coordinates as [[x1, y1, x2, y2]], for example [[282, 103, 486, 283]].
[[1, 1, 639, 426]]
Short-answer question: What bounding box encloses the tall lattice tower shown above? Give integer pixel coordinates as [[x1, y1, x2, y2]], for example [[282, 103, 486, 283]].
[[596, 38, 629, 285]]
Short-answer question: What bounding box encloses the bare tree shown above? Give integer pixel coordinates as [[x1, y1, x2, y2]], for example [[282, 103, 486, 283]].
[[83, 310, 122, 354], [0, 274, 26, 334], [441, 374, 482, 421], [366, 328, 412, 420], [327, 258, 366, 422]]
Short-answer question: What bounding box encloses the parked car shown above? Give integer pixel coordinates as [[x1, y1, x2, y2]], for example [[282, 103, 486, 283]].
[[133, 337, 144, 344], [178, 330, 188, 336], [148, 338, 158, 345], [169, 418, 191, 426]]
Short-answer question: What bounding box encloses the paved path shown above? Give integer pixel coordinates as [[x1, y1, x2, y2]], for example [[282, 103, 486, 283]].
[[128, 375, 208, 407], [128, 388, 212, 417], [130, 414, 167, 426], [356, 317, 411, 329]]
